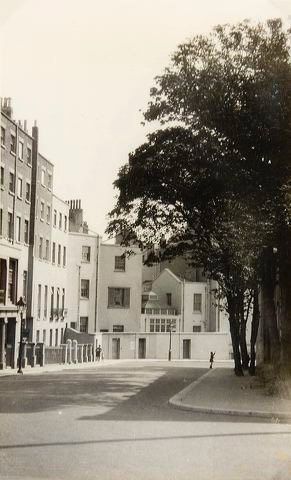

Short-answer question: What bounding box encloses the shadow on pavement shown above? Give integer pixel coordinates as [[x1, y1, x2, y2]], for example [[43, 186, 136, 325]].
[[0, 363, 285, 424]]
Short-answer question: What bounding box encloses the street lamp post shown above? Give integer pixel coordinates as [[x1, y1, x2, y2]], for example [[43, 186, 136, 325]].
[[16, 297, 26, 374], [168, 324, 172, 361]]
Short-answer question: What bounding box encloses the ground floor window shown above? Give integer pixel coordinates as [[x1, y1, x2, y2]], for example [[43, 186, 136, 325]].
[[80, 316, 88, 333], [149, 318, 176, 333], [193, 325, 201, 332]]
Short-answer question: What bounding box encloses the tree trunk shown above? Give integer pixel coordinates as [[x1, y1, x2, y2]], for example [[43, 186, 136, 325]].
[[228, 295, 244, 376], [261, 282, 280, 365], [249, 287, 259, 376], [278, 229, 291, 372], [239, 292, 249, 370]]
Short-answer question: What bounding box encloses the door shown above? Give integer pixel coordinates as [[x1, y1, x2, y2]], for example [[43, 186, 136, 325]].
[[112, 338, 120, 359], [138, 338, 146, 359], [6, 319, 16, 367], [183, 339, 191, 359]]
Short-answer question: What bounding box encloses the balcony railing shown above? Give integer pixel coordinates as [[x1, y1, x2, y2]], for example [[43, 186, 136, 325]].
[[50, 308, 68, 320]]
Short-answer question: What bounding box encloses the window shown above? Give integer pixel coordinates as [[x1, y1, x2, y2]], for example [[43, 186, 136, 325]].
[[113, 325, 124, 332], [44, 285, 48, 318], [24, 220, 29, 244], [9, 172, 14, 193], [193, 325, 202, 332], [8, 212, 13, 240], [10, 134, 16, 154], [49, 329, 53, 346], [63, 246, 66, 267], [17, 177, 23, 198], [48, 173, 52, 190], [193, 293, 202, 312], [80, 317, 88, 333], [47, 205, 51, 223], [25, 182, 31, 202], [16, 216, 21, 242], [82, 246, 90, 262], [55, 329, 59, 346], [0, 166, 4, 187], [149, 318, 173, 333], [166, 293, 172, 306], [81, 279, 89, 298], [45, 239, 49, 260], [62, 288, 65, 312], [56, 288, 60, 315], [43, 329, 46, 344], [39, 237, 43, 258], [27, 146, 32, 166], [41, 168, 45, 186], [36, 330, 40, 343], [59, 213, 62, 229], [52, 242, 56, 263], [64, 215, 67, 231], [114, 255, 125, 271], [108, 287, 130, 308], [37, 284, 42, 318], [50, 287, 54, 320], [0, 209, 2, 236], [58, 244, 61, 265], [1, 127, 5, 147], [18, 141, 24, 160], [23, 271, 28, 301], [53, 209, 57, 227], [40, 201, 45, 220], [8, 259, 17, 303]]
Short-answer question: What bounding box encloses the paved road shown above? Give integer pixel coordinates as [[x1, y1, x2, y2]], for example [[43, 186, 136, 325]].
[[0, 361, 291, 480]]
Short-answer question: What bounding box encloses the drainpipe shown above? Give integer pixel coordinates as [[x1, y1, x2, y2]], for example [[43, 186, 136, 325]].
[[77, 265, 81, 329], [94, 235, 100, 333], [12, 123, 19, 246]]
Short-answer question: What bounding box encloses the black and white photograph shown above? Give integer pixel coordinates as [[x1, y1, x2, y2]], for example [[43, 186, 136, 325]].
[[1, 1, 291, 479]]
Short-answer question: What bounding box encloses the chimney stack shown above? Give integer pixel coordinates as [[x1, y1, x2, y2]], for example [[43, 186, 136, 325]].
[[1, 97, 13, 118]]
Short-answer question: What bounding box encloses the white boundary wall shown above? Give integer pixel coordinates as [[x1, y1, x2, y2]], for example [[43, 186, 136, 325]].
[[101, 332, 231, 361]]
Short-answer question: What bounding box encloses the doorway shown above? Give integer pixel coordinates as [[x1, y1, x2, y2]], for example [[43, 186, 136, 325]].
[[6, 318, 16, 368], [112, 338, 120, 359], [138, 338, 146, 359], [183, 339, 191, 359]]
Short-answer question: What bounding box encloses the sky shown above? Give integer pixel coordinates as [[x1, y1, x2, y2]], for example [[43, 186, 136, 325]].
[[1, 0, 291, 237]]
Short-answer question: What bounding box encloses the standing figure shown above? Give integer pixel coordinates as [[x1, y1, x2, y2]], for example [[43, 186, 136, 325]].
[[209, 351, 215, 369]]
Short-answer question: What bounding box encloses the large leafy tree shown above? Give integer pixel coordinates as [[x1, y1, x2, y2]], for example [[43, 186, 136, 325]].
[[108, 19, 291, 373]]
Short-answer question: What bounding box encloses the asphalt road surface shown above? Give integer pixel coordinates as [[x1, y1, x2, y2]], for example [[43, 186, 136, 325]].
[[0, 361, 291, 480]]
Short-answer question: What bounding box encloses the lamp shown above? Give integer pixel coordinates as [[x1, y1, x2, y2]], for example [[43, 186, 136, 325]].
[[16, 297, 26, 374]]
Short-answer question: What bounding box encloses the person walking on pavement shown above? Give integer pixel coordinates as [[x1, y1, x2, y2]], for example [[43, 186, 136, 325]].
[[209, 351, 215, 369]]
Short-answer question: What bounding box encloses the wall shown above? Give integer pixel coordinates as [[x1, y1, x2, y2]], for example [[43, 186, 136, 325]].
[[98, 243, 142, 332], [101, 331, 231, 360]]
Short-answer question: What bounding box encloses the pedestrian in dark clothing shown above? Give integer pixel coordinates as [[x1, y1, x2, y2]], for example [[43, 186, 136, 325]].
[[209, 351, 215, 369], [96, 346, 101, 361]]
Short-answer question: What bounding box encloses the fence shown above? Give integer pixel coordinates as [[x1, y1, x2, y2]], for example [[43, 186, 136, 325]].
[[19, 341, 96, 369]]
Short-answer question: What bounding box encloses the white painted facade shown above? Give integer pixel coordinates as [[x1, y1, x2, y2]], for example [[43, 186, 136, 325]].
[[32, 195, 69, 346], [67, 231, 100, 334], [98, 243, 142, 332]]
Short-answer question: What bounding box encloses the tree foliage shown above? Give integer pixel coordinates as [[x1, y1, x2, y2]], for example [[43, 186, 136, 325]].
[[107, 19, 291, 374]]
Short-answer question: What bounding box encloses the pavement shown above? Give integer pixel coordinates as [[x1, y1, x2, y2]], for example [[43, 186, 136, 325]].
[[1, 360, 291, 421], [170, 366, 291, 421]]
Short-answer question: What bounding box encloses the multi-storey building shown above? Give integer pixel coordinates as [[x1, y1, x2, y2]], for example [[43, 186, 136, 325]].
[[0, 98, 69, 369], [67, 200, 101, 334], [32, 194, 69, 347], [0, 98, 34, 368], [97, 241, 142, 334]]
